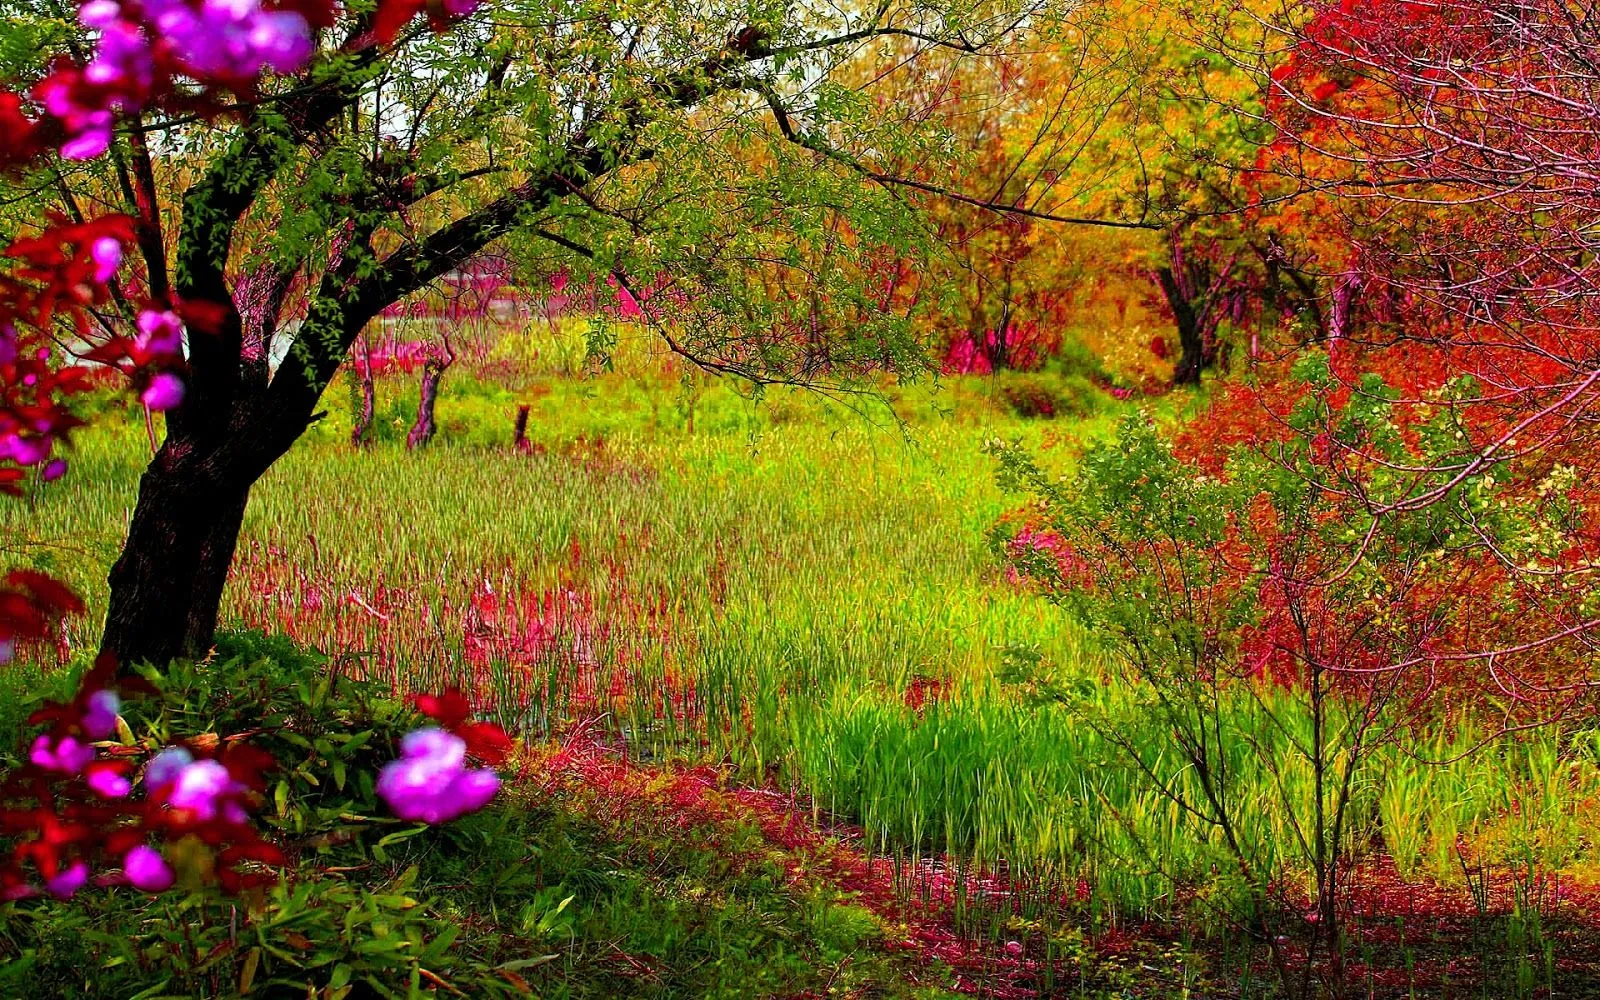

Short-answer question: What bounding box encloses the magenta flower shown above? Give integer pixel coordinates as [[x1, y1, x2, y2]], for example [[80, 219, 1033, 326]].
[[135, 308, 184, 356], [377, 727, 501, 824], [1, 433, 53, 466], [30, 734, 95, 775], [79, 0, 121, 27], [123, 845, 174, 892], [59, 116, 114, 160], [41, 458, 68, 482], [83, 18, 155, 95], [145, 746, 194, 789], [44, 861, 89, 900], [90, 237, 122, 283], [82, 689, 120, 739], [146, 0, 313, 79], [165, 759, 235, 820], [87, 767, 131, 799], [248, 11, 315, 73], [37, 78, 115, 161], [142, 372, 185, 411]]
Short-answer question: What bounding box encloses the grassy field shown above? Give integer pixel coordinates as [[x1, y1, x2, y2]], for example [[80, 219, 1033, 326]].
[[6, 368, 1600, 995]]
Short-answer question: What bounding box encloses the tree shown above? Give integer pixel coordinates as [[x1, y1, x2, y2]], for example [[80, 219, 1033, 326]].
[[1147, 228, 1245, 383], [0, 0, 513, 930], [893, 0, 1293, 388], [873, 40, 1155, 373], [2, 0, 1120, 667]]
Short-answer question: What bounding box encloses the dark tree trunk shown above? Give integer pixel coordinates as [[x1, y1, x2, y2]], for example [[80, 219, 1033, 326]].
[[513, 403, 531, 451], [101, 440, 257, 667], [1157, 266, 1205, 386], [407, 358, 445, 449]]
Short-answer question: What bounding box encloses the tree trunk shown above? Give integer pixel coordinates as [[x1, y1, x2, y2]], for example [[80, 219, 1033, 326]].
[[407, 358, 445, 449], [101, 442, 255, 667], [351, 358, 376, 447], [1157, 266, 1205, 386], [513, 403, 531, 452]]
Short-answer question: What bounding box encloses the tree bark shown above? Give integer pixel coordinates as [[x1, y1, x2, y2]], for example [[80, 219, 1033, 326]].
[[513, 403, 531, 451], [101, 439, 256, 667], [1157, 265, 1205, 386], [407, 357, 445, 449], [351, 336, 376, 447]]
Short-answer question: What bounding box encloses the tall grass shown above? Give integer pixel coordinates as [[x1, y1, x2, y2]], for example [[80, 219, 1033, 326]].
[[6, 371, 1597, 929]]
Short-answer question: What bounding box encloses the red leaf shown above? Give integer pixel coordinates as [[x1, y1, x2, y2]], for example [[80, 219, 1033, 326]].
[[412, 689, 471, 728], [373, 0, 425, 44], [457, 721, 513, 766], [8, 570, 86, 615], [175, 296, 230, 336]]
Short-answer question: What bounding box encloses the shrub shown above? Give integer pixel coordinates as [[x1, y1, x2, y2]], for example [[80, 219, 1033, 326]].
[[0, 632, 528, 998]]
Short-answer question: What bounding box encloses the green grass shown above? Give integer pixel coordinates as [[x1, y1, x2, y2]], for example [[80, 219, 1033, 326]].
[[6, 368, 1598, 934]]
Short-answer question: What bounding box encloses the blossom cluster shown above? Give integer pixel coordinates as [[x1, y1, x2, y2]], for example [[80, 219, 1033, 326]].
[[377, 728, 500, 823], [378, 688, 512, 821], [42, 0, 317, 162], [2, 662, 509, 904], [0, 217, 188, 509], [1, 658, 282, 901]]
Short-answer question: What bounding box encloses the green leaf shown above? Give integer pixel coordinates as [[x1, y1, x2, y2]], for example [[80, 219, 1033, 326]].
[[498, 955, 560, 972], [238, 947, 261, 994]]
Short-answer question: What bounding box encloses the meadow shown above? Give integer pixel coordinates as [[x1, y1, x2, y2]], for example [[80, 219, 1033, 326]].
[[7, 361, 1599, 997]]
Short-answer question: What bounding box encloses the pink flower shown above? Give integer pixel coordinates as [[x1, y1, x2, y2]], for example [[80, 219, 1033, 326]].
[[166, 759, 235, 819], [145, 750, 257, 822], [377, 727, 501, 824], [247, 11, 314, 73], [1, 433, 53, 466], [90, 237, 122, 283], [83, 19, 155, 94], [87, 766, 131, 799], [145, 746, 194, 789], [142, 372, 185, 411], [146, 0, 313, 79], [82, 689, 120, 739], [44, 861, 89, 900], [123, 845, 174, 892], [79, 0, 122, 28], [135, 309, 183, 357], [41, 458, 68, 482], [37, 77, 115, 161], [60, 117, 114, 160], [30, 734, 95, 774]]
